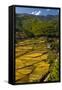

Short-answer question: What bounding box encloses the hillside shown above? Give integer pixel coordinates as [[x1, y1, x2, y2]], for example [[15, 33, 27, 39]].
[[15, 13, 60, 83], [16, 13, 59, 39]]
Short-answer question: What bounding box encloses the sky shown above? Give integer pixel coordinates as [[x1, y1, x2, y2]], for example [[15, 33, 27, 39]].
[[16, 7, 59, 16]]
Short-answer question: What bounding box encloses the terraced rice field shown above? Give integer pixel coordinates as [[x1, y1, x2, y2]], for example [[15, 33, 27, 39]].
[[15, 38, 50, 83]]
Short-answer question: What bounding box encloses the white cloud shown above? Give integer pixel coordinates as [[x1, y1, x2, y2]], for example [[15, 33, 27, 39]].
[[31, 10, 41, 15], [31, 12, 34, 14], [46, 9, 50, 12], [35, 11, 41, 15], [31, 11, 37, 14]]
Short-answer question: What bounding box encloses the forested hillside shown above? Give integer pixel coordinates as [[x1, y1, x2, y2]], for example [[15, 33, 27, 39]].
[[16, 14, 59, 39], [15, 13, 60, 83]]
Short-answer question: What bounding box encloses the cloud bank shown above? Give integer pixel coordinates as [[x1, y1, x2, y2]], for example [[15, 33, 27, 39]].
[[31, 10, 41, 15]]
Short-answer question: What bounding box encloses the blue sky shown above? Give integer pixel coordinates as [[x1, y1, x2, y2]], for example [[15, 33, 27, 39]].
[[16, 7, 59, 16]]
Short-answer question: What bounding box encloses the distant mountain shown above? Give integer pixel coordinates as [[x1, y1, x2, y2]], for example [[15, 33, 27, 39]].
[[16, 13, 59, 20]]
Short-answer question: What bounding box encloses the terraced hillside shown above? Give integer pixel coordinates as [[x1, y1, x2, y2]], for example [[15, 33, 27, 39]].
[[15, 9, 60, 83], [15, 37, 50, 83]]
